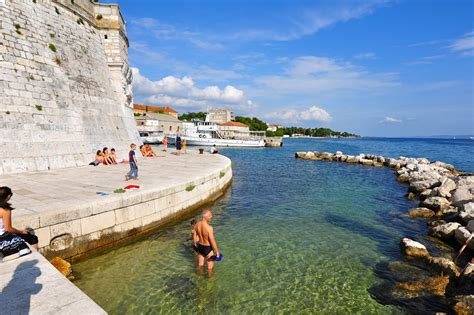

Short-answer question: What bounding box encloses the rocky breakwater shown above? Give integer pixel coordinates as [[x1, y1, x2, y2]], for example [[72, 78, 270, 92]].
[[295, 151, 474, 314]]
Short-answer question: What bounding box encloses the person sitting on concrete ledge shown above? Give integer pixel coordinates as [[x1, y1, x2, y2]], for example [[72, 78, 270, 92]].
[[111, 148, 127, 163], [102, 147, 116, 165], [139, 145, 147, 157], [210, 145, 219, 154], [0, 186, 39, 250], [95, 150, 105, 164], [144, 144, 158, 157]]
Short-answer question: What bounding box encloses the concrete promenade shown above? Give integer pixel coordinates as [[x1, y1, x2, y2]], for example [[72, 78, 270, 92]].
[[0, 250, 106, 314], [1, 149, 232, 259]]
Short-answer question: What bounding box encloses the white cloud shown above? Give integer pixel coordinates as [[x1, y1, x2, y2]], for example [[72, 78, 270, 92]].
[[132, 67, 252, 111], [407, 54, 445, 65], [254, 56, 399, 95], [380, 116, 402, 123], [354, 52, 376, 60], [265, 106, 332, 123], [228, 1, 389, 41], [449, 31, 474, 56]]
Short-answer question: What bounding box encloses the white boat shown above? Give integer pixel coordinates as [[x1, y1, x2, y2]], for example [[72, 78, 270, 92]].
[[139, 131, 164, 144], [167, 121, 265, 147]]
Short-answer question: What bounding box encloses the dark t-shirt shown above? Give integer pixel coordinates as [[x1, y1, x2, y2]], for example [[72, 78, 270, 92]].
[[129, 150, 136, 164]]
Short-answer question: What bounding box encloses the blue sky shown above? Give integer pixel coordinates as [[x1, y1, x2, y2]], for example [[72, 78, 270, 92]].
[[108, 0, 473, 136]]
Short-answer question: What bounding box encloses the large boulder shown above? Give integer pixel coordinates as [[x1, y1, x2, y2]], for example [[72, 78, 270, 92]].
[[429, 222, 461, 239], [417, 157, 430, 165], [397, 173, 410, 183], [304, 151, 316, 160], [427, 256, 460, 278], [467, 220, 474, 233], [431, 161, 455, 171], [295, 152, 307, 159], [408, 207, 436, 218], [454, 227, 474, 250], [360, 158, 374, 166], [400, 238, 429, 258], [340, 155, 348, 162], [409, 180, 440, 193], [421, 196, 451, 211], [452, 186, 474, 207], [439, 177, 457, 198], [459, 202, 474, 223], [346, 156, 359, 163], [321, 152, 333, 160]]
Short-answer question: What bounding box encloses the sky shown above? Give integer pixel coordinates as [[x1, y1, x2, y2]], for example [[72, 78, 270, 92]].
[[107, 0, 473, 136]]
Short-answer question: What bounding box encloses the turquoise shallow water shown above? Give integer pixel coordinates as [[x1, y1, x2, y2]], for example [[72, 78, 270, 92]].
[[74, 138, 474, 314]]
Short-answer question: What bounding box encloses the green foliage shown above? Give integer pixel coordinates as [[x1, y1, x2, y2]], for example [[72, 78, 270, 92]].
[[55, 7, 60, 14], [219, 171, 225, 178], [266, 128, 284, 137], [280, 127, 358, 138], [14, 24, 20, 29], [154, 109, 165, 114], [234, 116, 267, 131], [49, 32, 55, 38], [179, 112, 207, 121], [48, 43, 56, 52], [15, 29, 22, 35], [32, 0, 36, 3], [35, 104, 42, 111], [185, 184, 196, 192], [28, 74, 34, 80], [96, 14, 103, 20], [133, 112, 141, 117]]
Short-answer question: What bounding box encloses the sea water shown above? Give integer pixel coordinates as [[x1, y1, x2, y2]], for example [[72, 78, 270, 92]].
[[74, 138, 474, 314]]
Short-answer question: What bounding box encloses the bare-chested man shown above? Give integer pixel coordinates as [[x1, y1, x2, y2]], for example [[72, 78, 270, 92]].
[[192, 209, 220, 273]]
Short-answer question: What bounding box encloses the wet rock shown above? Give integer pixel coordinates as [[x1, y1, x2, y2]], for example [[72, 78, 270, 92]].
[[453, 295, 474, 315], [462, 262, 474, 278], [396, 274, 449, 296], [408, 207, 436, 218], [387, 261, 429, 282], [419, 189, 432, 200], [360, 158, 374, 166], [50, 257, 73, 279], [439, 177, 457, 198], [459, 202, 474, 223], [346, 155, 359, 163], [430, 222, 461, 239], [400, 238, 429, 258], [421, 196, 451, 211], [467, 220, 474, 233], [340, 155, 348, 162], [427, 256, 460, 278], [376, 156, 385, 164], [410, 180, 440, 193], [407, 192, 416, 200], [295, 152, 306, 158]]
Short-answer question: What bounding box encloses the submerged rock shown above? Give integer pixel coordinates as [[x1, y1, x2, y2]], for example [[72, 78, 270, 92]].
[[408, 207, 436, 218], [429, 222, 461, 239], [453, 295, 474, 315], [50, 257, 73, 279], [396, 274, 449, 296], [400, 238, 429, 258], [397, 173, 410, 183]]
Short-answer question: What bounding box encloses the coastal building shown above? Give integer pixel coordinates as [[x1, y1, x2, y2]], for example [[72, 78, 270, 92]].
[[218, 121, 251, 138], [135, 112, 183, 135], [133, 104, 179, 118], [206, 109, 235, 124], [267, 124, 283, 132]]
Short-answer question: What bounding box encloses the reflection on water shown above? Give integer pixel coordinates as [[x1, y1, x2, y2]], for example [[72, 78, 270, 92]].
[[74, 138, 473, 313]]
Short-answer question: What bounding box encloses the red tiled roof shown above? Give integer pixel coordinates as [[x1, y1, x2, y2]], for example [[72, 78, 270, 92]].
[[133, 104, 178, 114], [221, 121, 248, 127]]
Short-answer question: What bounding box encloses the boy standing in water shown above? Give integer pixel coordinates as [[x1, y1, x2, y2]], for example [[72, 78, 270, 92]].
[[125, 143, 138, 181]]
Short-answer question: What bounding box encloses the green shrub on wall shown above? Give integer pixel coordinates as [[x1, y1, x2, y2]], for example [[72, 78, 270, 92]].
[[186, 184, 196, 192], [35, 104, 43, 111], [220, 171, 225, 178], [48, 43, 56, 52]]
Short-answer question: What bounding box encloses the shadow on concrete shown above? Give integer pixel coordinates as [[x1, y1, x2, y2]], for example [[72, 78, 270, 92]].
[[0, 259, 42, 314]]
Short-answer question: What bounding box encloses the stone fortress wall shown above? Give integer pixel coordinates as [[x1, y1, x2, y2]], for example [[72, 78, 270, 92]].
[[0, 0, 140, 175]]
